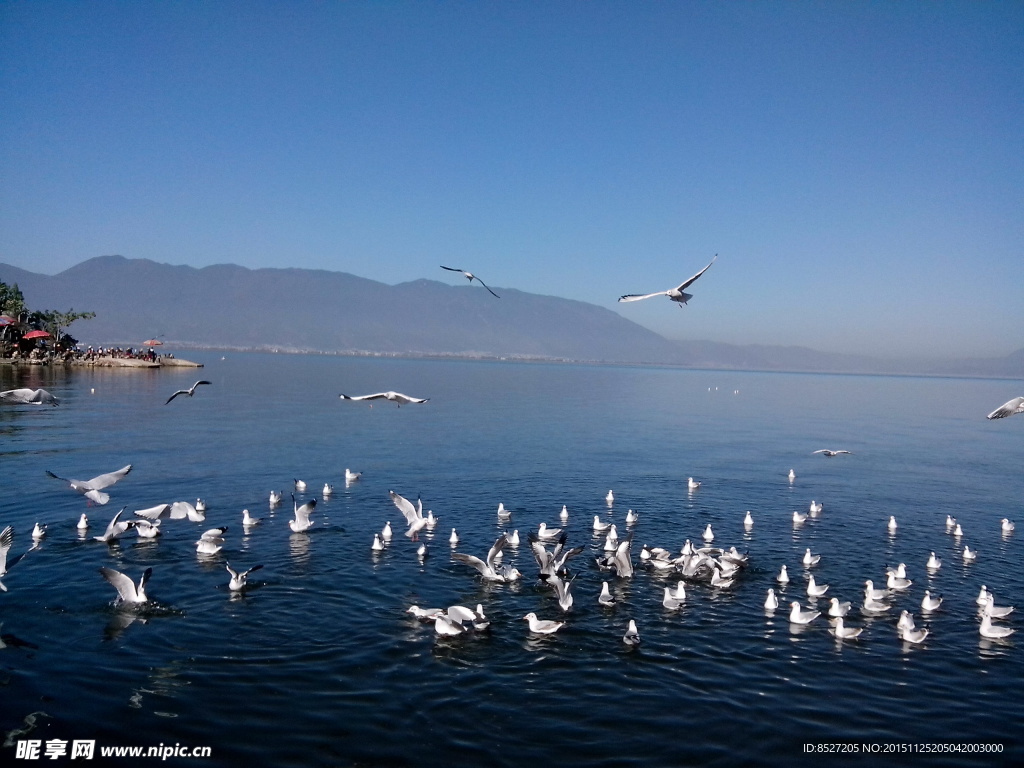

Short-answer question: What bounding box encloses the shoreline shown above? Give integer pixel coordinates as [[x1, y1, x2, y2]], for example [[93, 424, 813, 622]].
[[0, 356, 203, 369]]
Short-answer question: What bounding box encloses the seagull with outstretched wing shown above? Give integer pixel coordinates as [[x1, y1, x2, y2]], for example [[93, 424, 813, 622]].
[[618, 255, 716, 306], [165, 380, 211, 404], [812, 450, 853, 457], [340, 391, 428, 407], [0, 388, 60, 406], [440, 266, 500, 298], [46, 464, 133, 505], [987, 397, 1024, 420]]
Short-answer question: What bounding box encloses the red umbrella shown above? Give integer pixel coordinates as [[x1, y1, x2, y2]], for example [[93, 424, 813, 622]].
[[143, 339, 164, 346], [23, 330, 50, 339]]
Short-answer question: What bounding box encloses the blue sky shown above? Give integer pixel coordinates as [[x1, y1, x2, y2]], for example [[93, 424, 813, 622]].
[[1, 1, 1021, 358]]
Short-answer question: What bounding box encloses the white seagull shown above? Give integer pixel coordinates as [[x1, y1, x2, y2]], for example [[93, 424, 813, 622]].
[[294, 479, 307, 492], [440, 265, 500, 298], [269, 490, 283, 506], [0, 387, 60, 406], [986, 396, 1024, 420], [345, 469, 362, 485], [226, 563, 263, 592], [242, 509, 262, 527], [962, 545, 977, 562], [340, 391, 429, 407], [76, 513, 89, 530], [523, 612, 565, 635], [371, 533, 384, 552], [887, 516, 898, 532], [1001, 518, 1015, 534], [662, 586, 683, 610], [809, 501, 823, 514], [807, 575, 829, 597], [381, 522, 393, 541], [980, 614, 1015, 639], [926, 552, 941, 570], [389, 490, 427, 539], [134, 519, 161, 539], [812, 449, 853, 457], [792, 511, 808, 524], [623, 619, 641, 647], [0, 526, 29, 591], [764, 588, 779, 610], [618, 254, 717, 307], [688, 477, 701, 490], [93, 509, 137, 543], [777, 565, 790, 584], [99, 566, 152, 604], [921, 591, 943, 613], [789, 602, 820, 625], [196, 527, 227, 555], [802, 548, 820, 567], [599, 581, 616, 607], [165, 380, 211, 404], [452, 535, 511, 582], [290, 495, 316, 533], [828, 598, 851, 618], [743, 511, 754, 528], [46, 464, 133, 505], [31, 523, 46, 542], [829, 617, 864, 639], [788, 469, 796, 481]]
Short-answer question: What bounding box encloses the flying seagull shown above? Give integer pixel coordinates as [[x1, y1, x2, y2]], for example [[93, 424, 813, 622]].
[[0, 526, 29, 592], [165, 380, 211, 404], [987, 396, 1024, 420], [46, 464, 133, 505], [812, 450, 853, 457], [0, 388, 60, 406], [340, 391, 428, 407], [440, 266, 500, 298], [618, 254, 716, 306], [99, 566, 152, 604]]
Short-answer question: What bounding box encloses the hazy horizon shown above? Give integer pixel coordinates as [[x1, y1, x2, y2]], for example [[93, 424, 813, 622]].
[[2, 3, 1021, 358]]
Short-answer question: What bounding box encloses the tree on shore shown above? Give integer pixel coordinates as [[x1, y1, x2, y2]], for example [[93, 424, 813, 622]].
[[0, 280, 96, 354]]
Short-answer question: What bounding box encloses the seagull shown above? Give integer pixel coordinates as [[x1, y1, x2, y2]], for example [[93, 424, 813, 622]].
[[702, 524, 714, 542], [829, 617, 864, 639], [289, 495, 316, 533], [340, 391, 429, 407], [134, 519, 161, 539], [269, 490, 283, 506], [809, 501, 823, 514], [592, 516, 612, 533], [606, 490, 614, 504], [417, 542, 428, 559], [864, 580, 887, 601], [99, 566, 152, 604], [536, 522, 562, 542], [294, 479, 307, 492], [440, 265, 500, 298], [93, 509, 137, 543], [792, 511, 808, 524], [962, 545, 977, 562], [76, 513, 89, 530], [812, 450, 853, 457], [0, 387, 60, 406], [323, 484, 333, 497], [898, 626, 928, 644], [0, 526, 29, 591], [986, 396, 1024, 420], [828, 598, 851, 618], [887, 572, 912, 591], [1001, 518, 1015, 533], [167, 501, 205, 522], [345, 469, 362, 485], [764, 588, 779, 610], [165, 380, 211, 404], [599, 581, 616, 606], [671, 580, 687, 601], [508, 530, 520, 546], [887, 516, 898, 532], [976, 586, 992, 606], [196, 527, 227, 555], [980, 594, 1014, 619], [242, 509, 262, 527], [788, 469, 796, 481], [452, 535, 510, 582], [688, 477, 701, 490], [662, 586, 683, 610], [389, 490, 427, 539], [945, 515, 957, 530], [953, 523, 964, 537], [802, 548, 821, 567], [497, 503, 512, 521], [226, 563, 263, 592], [788, 602, 820, 625], [434, 606, 478, 637], [449, 528, 459, 546], [381, 521, 393, 541], [371, 533, 384, 552], [406, 605, 444, 621], [625, 509, 639, 524], [777, 565, 790, 584], [194, 499, 207, 513], [807, 575, 829, 597], [926, 552, 941, 570], [545, 572, 575, 612], [921, 591, 943, 613], [623, 619, 641, 647], [743, 511, 754, 528], [523, 612, 565, 635], [980, 613, 1015, 639], [46, 464, 132, 505], [863, 597, 891, 614], [897, 610, 916, 633], [31, 523, 46, 542], [618, 254, 716, 307]]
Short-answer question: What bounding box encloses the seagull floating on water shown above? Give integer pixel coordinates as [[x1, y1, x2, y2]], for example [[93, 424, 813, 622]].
[[618, 254, 716, 307], [807, 575, 829, 597], [662, 587, 683, 610], [777, 565, 790, 584], [829, 617, 863, 639], [196, 527, 227, 555], [887, 516, 898, 532], [743, 511, 754, 528], [381, 521, 393, 541], [962, 545, 977, 562], [625, 509, 639, 524], [599, 582, 616, 607], [165, 380, 211, 404], [976, 586, 991, 605], [523, 612, 565, 635], [440, 265, 500, 298], [242, 509, 262, 527], [134, 520, 161, 539], [47, 464, 132, 505], [269, 490, 283, 506], [497, 503, 512, 521], [788, 602, 820, 625], [792, 511, 808, 524], [809, 500, 823, 514], [688, 477, 701, 490], [345, 469, 362, 485], [764, 588, 779, 610], [702, 524, 714, 542], [76, 513, 89, 530], [622, 619, 641, 646], [926, 552, 941, 570], [226, 563, 263, 592], [560, 505, 569, 521], [788, 469, 795, 481], [0, 387, 60, 406], [899, 626, 928, 644], [986, 396, 1024, 420], [828, 598, 851, 618], [1001, 518, 1015, 533], [323, 484, 333, 497], [371, 533, 384, 552], [100, 566, 152, 604], [980, 594, 1014, 619], [340, 391, 428, 407], [980, 613, 1015, 639], [921, 591, 943, 613], [802, 548, 820, 567]]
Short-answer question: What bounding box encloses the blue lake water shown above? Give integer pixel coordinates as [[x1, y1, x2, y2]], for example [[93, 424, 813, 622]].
[[1, 353, 1022, 766]]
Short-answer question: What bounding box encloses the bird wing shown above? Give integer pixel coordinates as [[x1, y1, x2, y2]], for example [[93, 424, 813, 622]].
[[192, 380, 212, 389], [987, 396, 1024, 420], [447, 605, 477, 624], [99, 567, 139, 602], [134, 504, 171, 520], [294, 498, 316, 525], [473, 277, 500, 298], [485, 534, 507, 569], [200, 527, 228, 540], [244, 564, 264, 577], [452, 552, 491, 576], [618, 290, 670, 303], [85, 490, 111, 505], [0, 526, 12, 571], [169, 501, 193, 520], [340, 392, 389, 402], [674, 254, 717, 292], [100, 509, 127, 539], [440, 265, 467, 274], [165, 390, 188, 404], [86, 465, 132, 490], [389, 491, 422, 524]]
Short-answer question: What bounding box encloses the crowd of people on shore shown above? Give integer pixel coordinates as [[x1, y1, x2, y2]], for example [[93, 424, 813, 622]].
[[2, 344, 172, 364]]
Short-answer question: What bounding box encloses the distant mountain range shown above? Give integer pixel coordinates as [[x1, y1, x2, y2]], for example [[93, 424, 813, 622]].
[[2, 255, 1021, 378]]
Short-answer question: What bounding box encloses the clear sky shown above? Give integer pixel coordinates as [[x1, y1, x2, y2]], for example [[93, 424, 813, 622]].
[[1, 1, 1021, 358]]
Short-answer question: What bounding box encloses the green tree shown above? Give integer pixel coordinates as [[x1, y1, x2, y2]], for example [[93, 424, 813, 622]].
[[0, 281, 26, 317], [30, 309, 96, 349]]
